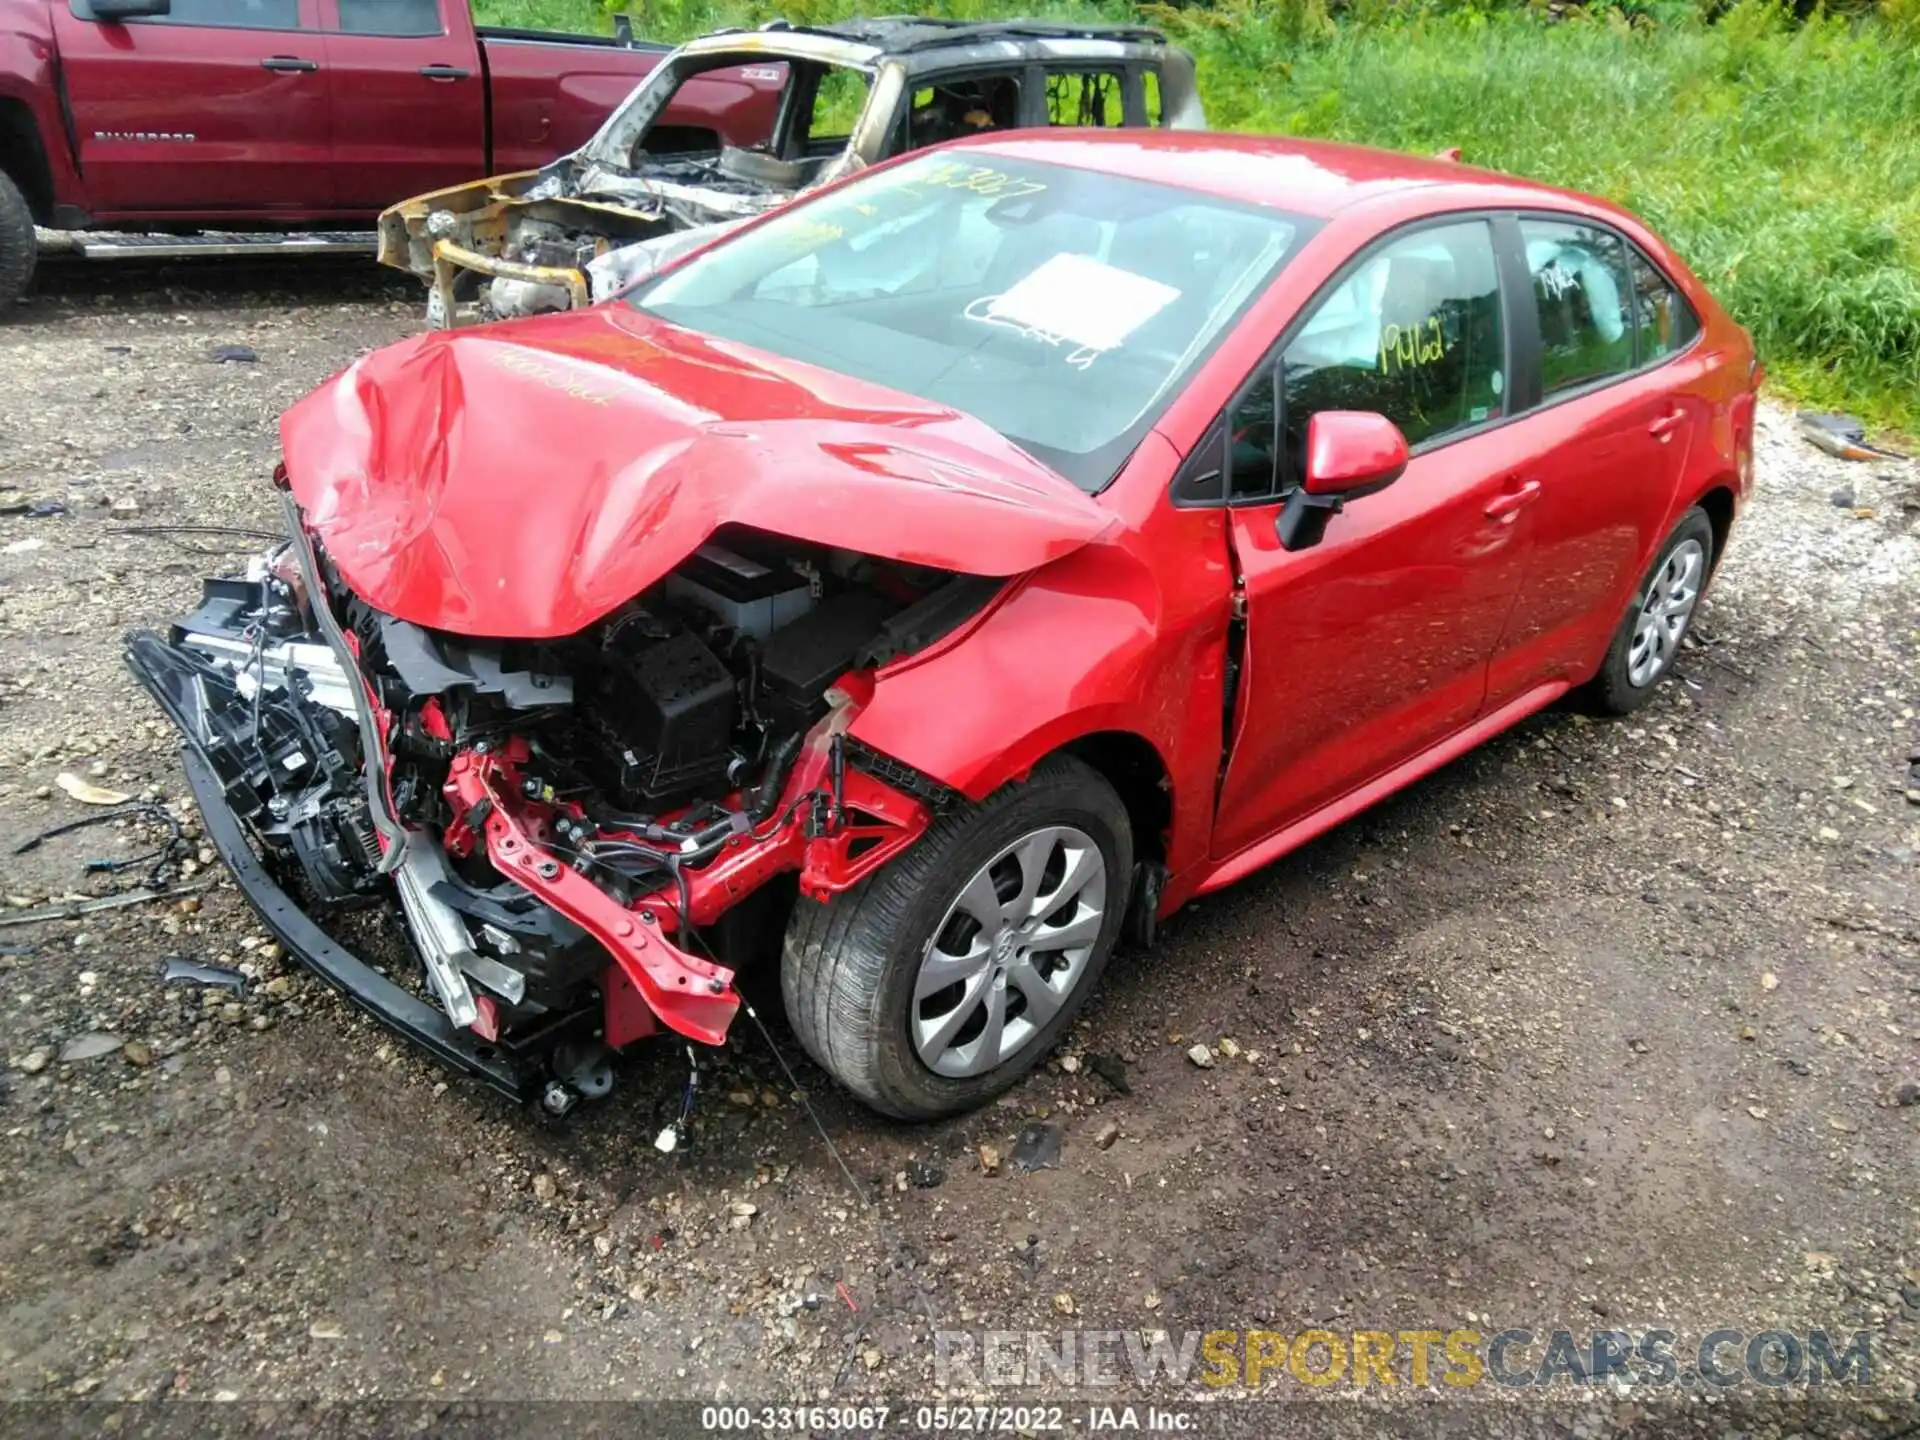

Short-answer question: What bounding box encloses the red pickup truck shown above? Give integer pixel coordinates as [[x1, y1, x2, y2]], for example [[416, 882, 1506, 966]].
[[0, 0, 781, 306]]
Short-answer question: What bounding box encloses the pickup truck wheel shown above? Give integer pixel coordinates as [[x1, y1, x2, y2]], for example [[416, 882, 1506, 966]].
[[0, 171, 36, 312], [1585, 506, 1714, 715], [782, 755, 1132, 1120]]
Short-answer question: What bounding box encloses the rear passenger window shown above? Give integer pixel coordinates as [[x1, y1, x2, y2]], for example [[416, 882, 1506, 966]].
[[337, 0, 442, 34], [1142, 70, 1163, 126], [1628, 247, 1701, 361], [1519, 218, 1634, 394], [1277, 218, 1506, 477], [1046, 71, 1125, 127]]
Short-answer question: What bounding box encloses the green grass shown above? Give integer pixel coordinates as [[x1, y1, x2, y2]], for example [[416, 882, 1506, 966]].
[[476, 0, 1920, 431]]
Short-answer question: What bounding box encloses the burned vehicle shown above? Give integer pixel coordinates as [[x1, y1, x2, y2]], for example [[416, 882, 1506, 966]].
[[376, 15, 1202, 326], [132, 132, 1754, 1124]]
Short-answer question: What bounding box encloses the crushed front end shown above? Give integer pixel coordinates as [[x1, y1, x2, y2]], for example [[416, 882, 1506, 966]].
[[126, 490, 952, 1112]]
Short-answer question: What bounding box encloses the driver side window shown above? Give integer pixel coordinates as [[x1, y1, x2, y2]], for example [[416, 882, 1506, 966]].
[[1221, 219, 1505, 503], [1277, 219, 1505, 495]]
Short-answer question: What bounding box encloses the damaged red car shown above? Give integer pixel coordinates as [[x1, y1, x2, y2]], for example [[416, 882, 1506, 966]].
[[127, 131, 1758, 1120]]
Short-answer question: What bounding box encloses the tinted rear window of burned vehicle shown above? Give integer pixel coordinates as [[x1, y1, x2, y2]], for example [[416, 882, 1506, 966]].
[[632, 153, 1314, 491]]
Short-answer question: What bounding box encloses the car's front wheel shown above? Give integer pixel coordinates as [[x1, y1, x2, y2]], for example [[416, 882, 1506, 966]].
[[782, 755, 1132, 1119], [1587, 506, 1715, 714]]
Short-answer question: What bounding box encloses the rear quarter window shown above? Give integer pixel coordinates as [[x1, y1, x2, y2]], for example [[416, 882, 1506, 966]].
[[1628, 246, 1701, 361]]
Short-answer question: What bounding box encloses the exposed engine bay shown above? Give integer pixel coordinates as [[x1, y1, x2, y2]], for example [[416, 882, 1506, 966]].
[[127, 521, 992, 1111]]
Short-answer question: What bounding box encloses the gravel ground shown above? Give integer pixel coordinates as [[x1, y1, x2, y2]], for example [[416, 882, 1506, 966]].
[[1, 258, 1917, 1433]]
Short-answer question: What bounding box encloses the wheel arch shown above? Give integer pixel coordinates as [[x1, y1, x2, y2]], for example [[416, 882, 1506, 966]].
[[1058, 729, 1173, 866], [0, 96, 54, 221], [1693, 481, 1737, 576]]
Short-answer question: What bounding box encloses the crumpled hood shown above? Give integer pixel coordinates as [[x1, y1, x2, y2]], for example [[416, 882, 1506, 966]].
[[280, 307, 1114, 638]]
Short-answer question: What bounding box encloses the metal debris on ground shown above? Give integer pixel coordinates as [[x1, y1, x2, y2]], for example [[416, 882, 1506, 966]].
[[1795, 411, 1908, 462], [1010, 1120, 1061, 1172], [0, 882, 214, 928], [0, 497, 68, 518], [160, 955, 247, 994], [208, 345, 260, 364], [58, 1032, 124, 1063]]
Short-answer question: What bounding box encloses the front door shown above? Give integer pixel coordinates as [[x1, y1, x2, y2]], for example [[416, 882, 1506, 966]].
[[1210, 216, 1547, 861], [53, 0, 331, 217]]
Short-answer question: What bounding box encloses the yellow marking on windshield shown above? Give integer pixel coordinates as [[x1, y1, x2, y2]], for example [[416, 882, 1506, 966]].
[[916, 161, 1048, 200]]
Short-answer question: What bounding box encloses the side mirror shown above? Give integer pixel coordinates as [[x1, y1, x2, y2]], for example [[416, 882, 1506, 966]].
[[91, 0, 172, 18], [1277, 410, 1409, 552]]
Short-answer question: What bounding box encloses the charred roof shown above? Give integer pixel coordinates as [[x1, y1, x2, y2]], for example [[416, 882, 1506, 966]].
[[702, 15, 1171, 59]]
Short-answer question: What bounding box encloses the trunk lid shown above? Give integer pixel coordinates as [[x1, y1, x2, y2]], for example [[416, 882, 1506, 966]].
[[281, 307, 1113, 638]]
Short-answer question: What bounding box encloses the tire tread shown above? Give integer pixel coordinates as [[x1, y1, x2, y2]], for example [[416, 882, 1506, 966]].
[[782, 755, 1130, 1119]]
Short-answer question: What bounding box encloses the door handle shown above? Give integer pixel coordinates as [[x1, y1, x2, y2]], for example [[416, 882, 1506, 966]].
[[260, 55, 319, 72], [419, 64, 471, 80], [1484, 479, 1542, 519], [1648, 409, 1686, 441]]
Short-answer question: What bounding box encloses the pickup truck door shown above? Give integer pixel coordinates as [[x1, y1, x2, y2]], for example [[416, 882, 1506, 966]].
[[52, 0, 332, 217], [316, 0, 484, 212]]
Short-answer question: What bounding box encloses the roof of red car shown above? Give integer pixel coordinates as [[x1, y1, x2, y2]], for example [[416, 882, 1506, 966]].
[[957, 129, 1575, 219]]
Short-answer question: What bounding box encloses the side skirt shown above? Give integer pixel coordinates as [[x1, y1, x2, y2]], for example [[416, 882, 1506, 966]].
[[1195, 680, 1570, 897]]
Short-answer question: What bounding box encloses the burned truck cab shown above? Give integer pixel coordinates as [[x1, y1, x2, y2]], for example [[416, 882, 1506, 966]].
[[377, 17, 1202, 327]]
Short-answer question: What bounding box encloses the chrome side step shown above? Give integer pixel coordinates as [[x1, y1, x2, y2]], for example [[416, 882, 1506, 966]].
[[65, 231, 376, 261]]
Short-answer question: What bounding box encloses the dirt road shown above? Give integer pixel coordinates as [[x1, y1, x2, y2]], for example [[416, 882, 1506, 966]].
[[2, 259, 1916, 1431]]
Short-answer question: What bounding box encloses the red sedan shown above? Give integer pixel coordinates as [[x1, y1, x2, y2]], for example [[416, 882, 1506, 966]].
[[129, 130, 1758, 1121]]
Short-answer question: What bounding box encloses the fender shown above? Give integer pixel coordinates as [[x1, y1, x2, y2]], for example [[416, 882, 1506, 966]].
[[0, 25, 86, 217], [849, 498, 1237, 887]]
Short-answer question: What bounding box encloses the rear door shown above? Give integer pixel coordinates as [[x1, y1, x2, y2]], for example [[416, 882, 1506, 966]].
[[53, 0, 331, 216], [317, 0, 484, 212], [1485, 215, 1705, 705]]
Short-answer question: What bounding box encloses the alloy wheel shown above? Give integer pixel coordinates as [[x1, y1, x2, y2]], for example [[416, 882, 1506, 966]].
[[1626, 537, 1704, 687], [911, 825, 1108, 1078]]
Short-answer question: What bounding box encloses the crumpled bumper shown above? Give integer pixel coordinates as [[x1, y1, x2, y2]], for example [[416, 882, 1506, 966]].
[[179, 746, 542, 1101]]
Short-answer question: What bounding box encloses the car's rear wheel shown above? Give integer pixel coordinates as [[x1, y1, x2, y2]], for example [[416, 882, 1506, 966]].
[[1586, 506, 1714, 715], [781, 755, 1132, 1120], [0, 170, 37, 313]]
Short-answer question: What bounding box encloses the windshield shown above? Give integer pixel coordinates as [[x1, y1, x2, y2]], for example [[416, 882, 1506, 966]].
[[631, 153, 1311, 490]]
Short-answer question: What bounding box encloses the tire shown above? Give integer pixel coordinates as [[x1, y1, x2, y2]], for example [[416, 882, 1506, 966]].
[[782, 755, 1133, 1120], [1585, 506, 1715, 715], [0, 169, 36, 312]]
